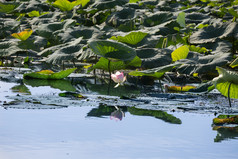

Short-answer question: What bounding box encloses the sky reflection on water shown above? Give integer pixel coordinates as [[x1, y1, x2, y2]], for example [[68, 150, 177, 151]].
[[0, 81, 238, 159], [0, 106, 238, 159]]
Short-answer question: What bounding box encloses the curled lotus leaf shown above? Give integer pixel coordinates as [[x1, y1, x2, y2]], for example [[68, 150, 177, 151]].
[[190, 22, 238, 44], [110, 31, 148, 45], [106, 7, 136, 27], [88, 40, 136, 62], [0, 41, 22, 57], [36, 19, 75, 39], [171, 45, 189, 62], [11, 29, 33, 41], [185, 12, 210, 24], [143, 11, 173, 27], [91, 0, 129, 10], [213, 67, 238, 99], [176, 43, 232, 75], [43, 37, 84, 64]]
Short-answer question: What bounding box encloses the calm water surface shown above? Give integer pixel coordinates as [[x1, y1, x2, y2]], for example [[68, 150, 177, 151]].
[[0, 81, 237, 159]]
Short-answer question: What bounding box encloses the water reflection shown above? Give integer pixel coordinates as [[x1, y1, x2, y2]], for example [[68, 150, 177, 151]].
[[110, 106, 125, 121], [11, 84, 31, 95], [87, 104, 181, 124], [213, 126, 238, 142], [23, 79, 76, 92]]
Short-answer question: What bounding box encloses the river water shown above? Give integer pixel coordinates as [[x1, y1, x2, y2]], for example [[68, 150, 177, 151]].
[[0, 79, 238, 159]]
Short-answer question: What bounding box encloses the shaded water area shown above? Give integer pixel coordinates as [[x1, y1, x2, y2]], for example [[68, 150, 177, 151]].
[[0, 68, 238, 159]]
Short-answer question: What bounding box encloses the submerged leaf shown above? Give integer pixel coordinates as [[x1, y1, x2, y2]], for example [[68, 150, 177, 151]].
[[11, 29, 33, 41], [23, 68, 77, 80]]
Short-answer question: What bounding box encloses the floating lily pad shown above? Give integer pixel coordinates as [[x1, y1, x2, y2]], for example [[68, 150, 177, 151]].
[[23, 68, 77, 80]]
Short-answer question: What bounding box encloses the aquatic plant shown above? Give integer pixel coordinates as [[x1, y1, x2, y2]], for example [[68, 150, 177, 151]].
[[11, 29, 33, 41], [111, 71, 126, 88], [23, 68, 77, 80], [213, 67, 238, 107]]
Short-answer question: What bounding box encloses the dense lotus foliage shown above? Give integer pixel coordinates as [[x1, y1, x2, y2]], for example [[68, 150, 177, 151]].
[[0, 0, 238, 100]]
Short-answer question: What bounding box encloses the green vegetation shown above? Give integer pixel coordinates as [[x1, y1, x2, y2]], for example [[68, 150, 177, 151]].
[[0, 0, 238, 107]]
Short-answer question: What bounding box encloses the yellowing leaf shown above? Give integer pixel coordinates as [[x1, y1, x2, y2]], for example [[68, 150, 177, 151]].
[[38, 70, 54, 75], [230, 57, 238, 68], [171, 45, 189, 62], [11, 29, 33, 41], [166, 85, 196, 92], [84, 64, 92, 69]]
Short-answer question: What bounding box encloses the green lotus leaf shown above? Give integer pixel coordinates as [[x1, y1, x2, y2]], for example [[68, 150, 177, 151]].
[[57, 26, 100, 43], [156, 34, 186, 48], [177, 12, 185, 28], [143, 12, 173, 27], [88, 40, 136, 62], [137, 48, 172, 69], [88, 57, 125, 72], [190, 22, 238, 44], [43, 37, 83, 64], [171, 45, 189, 62], [188, 45, 209, 54], [129, 0, 140, 3], [213, 67, 238, 98], [129, 63, 181, 78], [106, 7, 136, 28], [23, 68, 77, 80], [176, 51, 232, 75], [28, 10, 40, 17], [91, 0, 128, 10], [0, 2, 19, 13], [230, 57, 238, 68], [0, 41, 22, 57], [52, 0, 81, 11], [110, 31, 148, 45], [88, 56, 141, 72], [186, 12, 210, 24], [36, 19, 75, 39], [27, 11, 49, 17]]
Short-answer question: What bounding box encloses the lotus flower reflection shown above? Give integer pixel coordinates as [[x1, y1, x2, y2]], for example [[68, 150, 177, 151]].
[[110, 107, 125, 121], [111, 71, 126, 88]]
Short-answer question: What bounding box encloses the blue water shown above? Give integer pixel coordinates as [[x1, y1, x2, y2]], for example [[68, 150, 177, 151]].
[[0, 81, 238, 159]]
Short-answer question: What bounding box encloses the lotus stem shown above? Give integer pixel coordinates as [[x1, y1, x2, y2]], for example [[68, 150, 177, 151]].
[[108, 60, 111, 81], [228, 82, 232, 107]]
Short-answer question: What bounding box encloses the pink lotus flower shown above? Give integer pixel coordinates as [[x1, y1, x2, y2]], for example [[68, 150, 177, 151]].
[[111, 71, 126, 88]]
